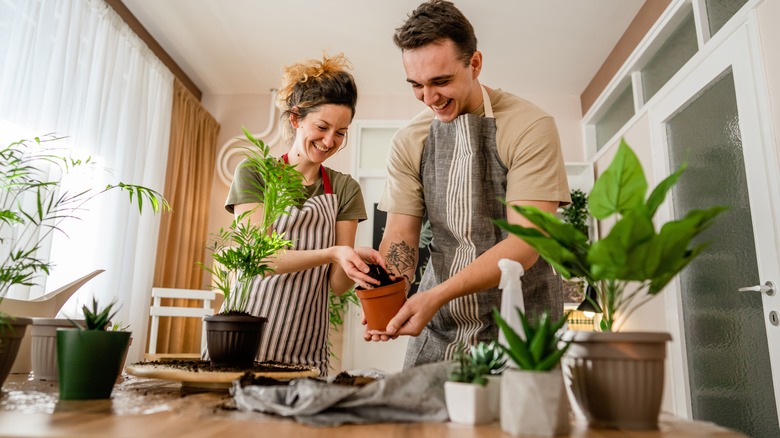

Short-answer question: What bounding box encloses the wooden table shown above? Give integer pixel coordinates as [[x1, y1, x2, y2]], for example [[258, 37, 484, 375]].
[[0, 374, 745, 437]]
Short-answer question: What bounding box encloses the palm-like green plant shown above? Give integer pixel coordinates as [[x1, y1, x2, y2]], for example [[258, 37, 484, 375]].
[[0, 135, 170, 325], [493, 307, 570, 371], [201, 128, 305, 314]]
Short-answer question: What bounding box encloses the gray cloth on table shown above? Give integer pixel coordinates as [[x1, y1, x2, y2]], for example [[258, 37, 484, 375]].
[[230, 361, 450, 427]]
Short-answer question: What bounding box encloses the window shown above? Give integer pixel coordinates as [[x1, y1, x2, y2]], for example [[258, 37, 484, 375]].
[[595, 81, 634, 151], [641, 8, 698, 103], [706, 0, 749, 37]]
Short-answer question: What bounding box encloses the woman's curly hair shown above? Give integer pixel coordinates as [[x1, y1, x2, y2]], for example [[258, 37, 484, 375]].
[[277, 53, 358, 141]]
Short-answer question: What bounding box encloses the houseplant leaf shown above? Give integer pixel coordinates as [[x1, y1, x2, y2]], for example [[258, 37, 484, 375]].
[[589, 139, 647, 220]]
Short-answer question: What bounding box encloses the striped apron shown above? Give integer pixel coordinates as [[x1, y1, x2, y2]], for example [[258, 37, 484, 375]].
[[404, 86, 563, 368], [246, 156, 336, 376]]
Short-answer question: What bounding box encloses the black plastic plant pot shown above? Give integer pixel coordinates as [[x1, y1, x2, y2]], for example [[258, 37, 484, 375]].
[[203, 314, 266, 368]]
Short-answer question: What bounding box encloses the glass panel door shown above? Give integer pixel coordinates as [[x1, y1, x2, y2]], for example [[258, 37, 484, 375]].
[[652, 25, 780, 438], [666, 70, 778, 437]]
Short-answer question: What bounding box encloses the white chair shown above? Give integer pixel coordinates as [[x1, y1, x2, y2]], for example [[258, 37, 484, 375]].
[[146, 287, 216, 360]]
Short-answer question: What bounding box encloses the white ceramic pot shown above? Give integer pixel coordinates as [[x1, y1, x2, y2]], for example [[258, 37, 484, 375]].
[[31, 318, 82, 381], [444, 381, 491, 425], [485, 374, 501, 421], [500, 368, 570, 437]]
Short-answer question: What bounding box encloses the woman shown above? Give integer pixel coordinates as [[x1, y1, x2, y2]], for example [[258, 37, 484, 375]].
[[225, 53, 384, 374]]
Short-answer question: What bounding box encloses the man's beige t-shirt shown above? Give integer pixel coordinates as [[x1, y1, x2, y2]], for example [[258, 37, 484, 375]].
[[379, 88, 570, 217]]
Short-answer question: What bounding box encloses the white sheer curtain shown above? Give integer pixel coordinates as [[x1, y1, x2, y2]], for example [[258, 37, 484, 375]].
[[0, 0, 173, 357]]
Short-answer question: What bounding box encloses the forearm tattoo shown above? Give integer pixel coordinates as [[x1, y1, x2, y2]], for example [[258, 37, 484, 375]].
[[386, 240, 416, 282]]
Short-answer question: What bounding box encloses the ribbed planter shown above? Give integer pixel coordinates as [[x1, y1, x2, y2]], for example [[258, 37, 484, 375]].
[[203, 314, 266, 368], [57, 329, 131, 400], [561, 331, 672, 430], [31, 318, 84, 381], [356, 279, 407, 331], [0, 317, 32, 387]]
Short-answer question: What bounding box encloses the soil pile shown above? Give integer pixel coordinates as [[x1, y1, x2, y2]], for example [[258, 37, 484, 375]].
[[358, 263, 399, 289], [332, 371, 377, 387], [137, 360, 312, 374]]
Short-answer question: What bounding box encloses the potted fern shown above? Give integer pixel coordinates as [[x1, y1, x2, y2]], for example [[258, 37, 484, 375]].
[[0, 135, 168, 388], [493, 307, 571, 437], [56, 298, 128, 399], [493, 139, 727, 429], [200, 128, 305, 368]]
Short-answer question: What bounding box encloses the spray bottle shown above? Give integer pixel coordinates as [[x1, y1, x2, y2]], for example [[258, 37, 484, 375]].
[[498, 258, 525, 367]]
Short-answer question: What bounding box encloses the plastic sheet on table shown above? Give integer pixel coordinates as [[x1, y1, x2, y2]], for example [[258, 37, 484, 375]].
[[231, 361, 450, 427]]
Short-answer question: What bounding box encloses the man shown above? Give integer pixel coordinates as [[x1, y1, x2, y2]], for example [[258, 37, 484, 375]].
[[369, 0, 571, 368]]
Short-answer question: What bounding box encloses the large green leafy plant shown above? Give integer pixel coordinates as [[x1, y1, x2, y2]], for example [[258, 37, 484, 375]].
[[0, 135, 169, 324], [202, 128, 305, 314], [494, 139, 727, 331]]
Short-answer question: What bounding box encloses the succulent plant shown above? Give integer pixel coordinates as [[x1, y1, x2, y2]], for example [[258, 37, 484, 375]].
[[70, 297, 119, 331]]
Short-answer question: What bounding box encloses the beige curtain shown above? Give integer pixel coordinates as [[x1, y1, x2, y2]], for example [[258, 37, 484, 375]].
[[151, 79, 220, 354]]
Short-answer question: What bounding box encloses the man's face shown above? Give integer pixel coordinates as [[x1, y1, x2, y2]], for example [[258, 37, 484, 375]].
[[401, 39, 482, 123]]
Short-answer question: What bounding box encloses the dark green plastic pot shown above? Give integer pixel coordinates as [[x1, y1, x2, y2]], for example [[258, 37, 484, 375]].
[[56, 329, 131, 400]]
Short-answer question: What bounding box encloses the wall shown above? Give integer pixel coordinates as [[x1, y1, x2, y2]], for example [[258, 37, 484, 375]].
[[756, 0, 780, 170]]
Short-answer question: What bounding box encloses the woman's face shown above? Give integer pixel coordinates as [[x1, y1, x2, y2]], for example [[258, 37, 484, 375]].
[[291, 104, 352, 165]]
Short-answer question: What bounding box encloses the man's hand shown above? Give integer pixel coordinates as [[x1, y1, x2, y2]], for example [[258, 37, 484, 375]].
[[363, 289, 443, 341]]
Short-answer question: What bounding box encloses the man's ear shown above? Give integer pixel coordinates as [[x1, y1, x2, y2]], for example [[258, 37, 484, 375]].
[[470, 51, 482, 79]]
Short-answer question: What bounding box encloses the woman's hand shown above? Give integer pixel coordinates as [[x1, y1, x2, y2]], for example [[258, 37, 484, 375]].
[[331, 246, 387, 289]]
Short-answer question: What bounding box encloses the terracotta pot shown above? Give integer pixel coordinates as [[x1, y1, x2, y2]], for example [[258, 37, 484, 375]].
[[0, 317, 32, 387], [356, 279, 407, 331], [31, 318, 85, 381], [561, 331, 672, 430], [203, 314, 266, 368]]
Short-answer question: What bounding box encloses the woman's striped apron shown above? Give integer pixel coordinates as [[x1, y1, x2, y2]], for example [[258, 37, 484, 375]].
[[404, 86, 563, 368], [246, 156, 337, 376]]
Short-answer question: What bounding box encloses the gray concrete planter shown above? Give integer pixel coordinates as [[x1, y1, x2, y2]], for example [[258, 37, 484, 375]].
[[500, 368, 570, 436]]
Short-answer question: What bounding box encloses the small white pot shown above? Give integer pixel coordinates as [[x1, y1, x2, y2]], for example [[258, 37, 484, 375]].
[[444, 381, 491, 425], [485, 374, 501, 421], [500, 368, 570, 436], [31, 318, 83, 381]]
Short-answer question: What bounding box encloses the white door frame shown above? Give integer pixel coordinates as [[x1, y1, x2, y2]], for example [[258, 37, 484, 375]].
[[649, 17, 780, 420]]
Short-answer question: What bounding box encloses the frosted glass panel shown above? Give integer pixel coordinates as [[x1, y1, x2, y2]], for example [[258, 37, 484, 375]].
[[667, 71, 778, 437], [705, 0, 748, 36], [641, 9, 697, 102], [595, 82, 634, 151]]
